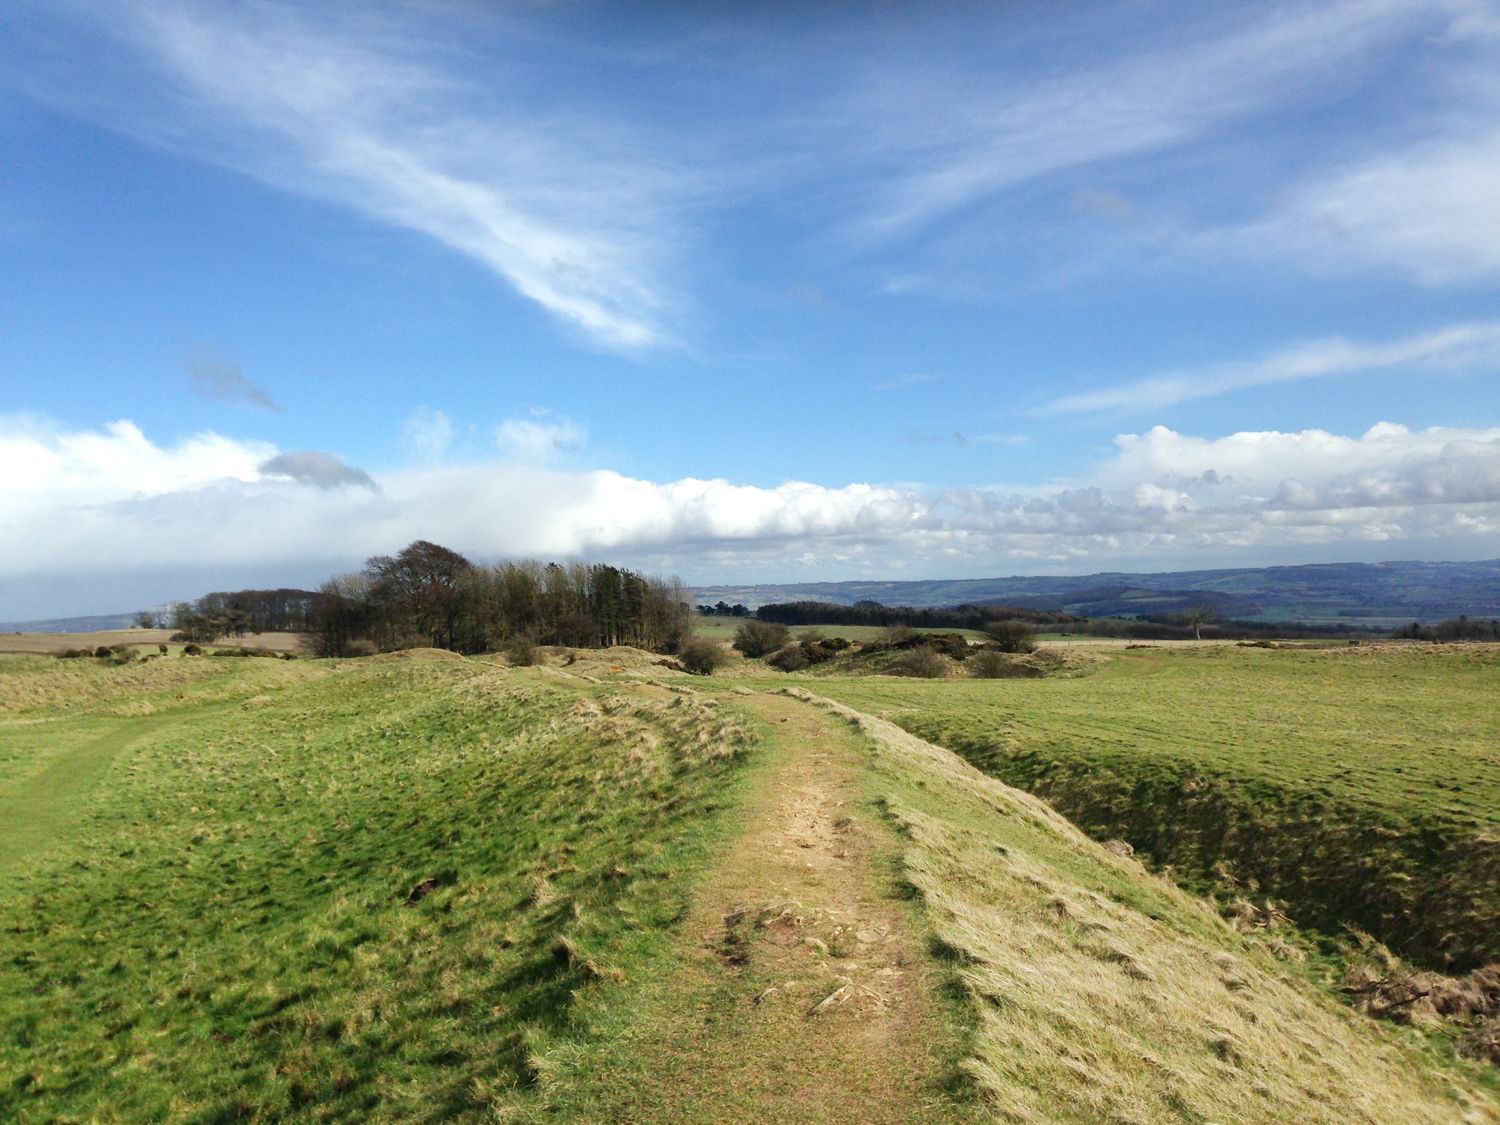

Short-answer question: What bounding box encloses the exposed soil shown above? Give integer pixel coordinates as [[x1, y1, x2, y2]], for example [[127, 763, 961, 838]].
[[593, 690, 973, 1123]]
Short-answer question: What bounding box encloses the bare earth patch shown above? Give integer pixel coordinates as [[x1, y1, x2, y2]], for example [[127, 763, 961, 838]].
[[550, 690, 976, 1123]]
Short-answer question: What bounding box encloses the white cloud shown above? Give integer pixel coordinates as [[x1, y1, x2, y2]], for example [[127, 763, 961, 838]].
[[402, 406, 453, 462], [495, 410, 585, 464], [1043, 321, 1500, 414], [849, 0, 1438, 238], [69, 2, 684, 351], [3, 415, 1498, 619], [1219, 129, 1500, 283]]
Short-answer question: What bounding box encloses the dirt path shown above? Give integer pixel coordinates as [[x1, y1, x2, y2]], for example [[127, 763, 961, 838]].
[[578, 689, 976, 1123]]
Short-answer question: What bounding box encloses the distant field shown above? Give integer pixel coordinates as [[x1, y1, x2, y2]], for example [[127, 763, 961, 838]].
[[806, 643, 1500, 970], [0, 629, 310, 655]]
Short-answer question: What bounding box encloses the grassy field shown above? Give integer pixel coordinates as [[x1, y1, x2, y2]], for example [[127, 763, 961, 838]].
[[806, 643, 1500, 970], [0, 629, 310, 655], [0, 651, 759, 1121], [3, 642, 1496, 1121], [790, 688, 1493, 1122]]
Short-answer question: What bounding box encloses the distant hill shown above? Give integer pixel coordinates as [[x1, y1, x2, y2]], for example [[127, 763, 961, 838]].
[[0, 613, 142, 634], [692, 559, 1500, 625]]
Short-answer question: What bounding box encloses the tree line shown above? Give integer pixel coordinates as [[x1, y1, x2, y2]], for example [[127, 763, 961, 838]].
[[1393, 616, 1500, 642], [313, 540, 692, 657], [145, 588, 318, 642]]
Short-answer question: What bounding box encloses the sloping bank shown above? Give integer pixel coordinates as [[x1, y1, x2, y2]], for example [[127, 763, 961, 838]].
[[815, 645, 1500, 975], [784, 688, 1496, 1123]]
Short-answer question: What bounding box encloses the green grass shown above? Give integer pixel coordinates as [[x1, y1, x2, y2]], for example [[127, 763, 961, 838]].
[[4, 643, 1496, 1121], [802, 644, 1500, 970], [794, 689, 1497, 1122], [0, 652, 759, 1121]]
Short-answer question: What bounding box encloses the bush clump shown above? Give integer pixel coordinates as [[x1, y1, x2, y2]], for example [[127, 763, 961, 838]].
[[969, 650, 1014, 678], [968, 650, 1046, 679], [984, 619, 1038, 653], [887, 645, 948, 678], [766, 644, 810, 672], [732, 620, 791, 658], [506, 635, 541, 667], [763, 634, 853, 673], [678, 637, 726, 676]]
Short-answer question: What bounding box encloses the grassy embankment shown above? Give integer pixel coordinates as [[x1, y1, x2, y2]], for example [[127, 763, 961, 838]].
[[808, 643, 1500, 972], [785, 687, 1494, 1122], [0, 651, 758, 1121], [3, 643, 1496, 1121]]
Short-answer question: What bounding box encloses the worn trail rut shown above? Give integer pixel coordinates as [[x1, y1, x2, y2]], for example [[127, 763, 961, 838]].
[[585, 689, 975, 1123]]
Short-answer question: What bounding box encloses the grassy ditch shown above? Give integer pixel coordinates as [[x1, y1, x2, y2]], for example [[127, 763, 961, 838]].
[[810, 644, 1500, 973], [0, 652, 758, 1121], [789, 688, 1496, 1123]]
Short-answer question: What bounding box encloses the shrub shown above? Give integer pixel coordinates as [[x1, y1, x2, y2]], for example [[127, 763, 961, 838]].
[[969, 650, 1035, 679], [878, 624, 913, 648], [506, 634, 540, 667], [767, 644, 810, 672], [802, 636, 851, 662], [984, 619, 1038, 653], [887, 645, 948, 678], [181, 643, 204, 656], [345, 638, 379, 658], [732, 620, 791, 658], [678, 637, 726, 676]]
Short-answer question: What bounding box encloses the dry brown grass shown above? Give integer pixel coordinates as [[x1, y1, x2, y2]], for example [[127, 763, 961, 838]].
[[787, 687, 1499, 1124], [0, 629, 310, 655]]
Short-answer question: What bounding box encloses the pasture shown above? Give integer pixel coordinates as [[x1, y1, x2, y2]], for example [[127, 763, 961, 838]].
[[806, 642, 1500, 970], [0, 629, 310, 656], [2, 641, 1495, 1121]]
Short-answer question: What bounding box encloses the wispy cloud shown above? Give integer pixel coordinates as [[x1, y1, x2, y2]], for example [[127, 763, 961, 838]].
[[402, 406, 453, 463], [82, 3, 685, 351], [495, 409, 585, 464], [847, 1, 1437, 239], [184, 346, 280, 412], [875, 372, 942, 392], [1042, 322, 1500, 415], [1215, 128, 1500, 283]]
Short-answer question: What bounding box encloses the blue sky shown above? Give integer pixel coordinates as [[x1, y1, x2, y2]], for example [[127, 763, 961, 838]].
[[3, 0, 1500, 618]]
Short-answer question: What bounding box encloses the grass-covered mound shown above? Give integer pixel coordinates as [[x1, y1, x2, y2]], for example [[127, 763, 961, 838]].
[[793, 688, 1497, 1123], [811, 644, 1500, 973], [0, 654, 757, 1121]]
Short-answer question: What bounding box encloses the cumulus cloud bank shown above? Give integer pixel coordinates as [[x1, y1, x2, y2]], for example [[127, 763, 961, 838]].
[[2, 415, 1498, 618]]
